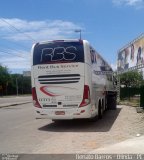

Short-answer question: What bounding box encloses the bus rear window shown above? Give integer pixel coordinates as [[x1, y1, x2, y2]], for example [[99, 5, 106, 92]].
[[33, 41, 84, 65]]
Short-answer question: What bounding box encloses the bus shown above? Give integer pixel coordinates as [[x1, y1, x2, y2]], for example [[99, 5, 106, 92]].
[[31, 39, 117, 121]]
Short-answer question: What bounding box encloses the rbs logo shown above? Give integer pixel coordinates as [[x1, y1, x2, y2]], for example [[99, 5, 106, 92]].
[[40, 46, 77, 62]]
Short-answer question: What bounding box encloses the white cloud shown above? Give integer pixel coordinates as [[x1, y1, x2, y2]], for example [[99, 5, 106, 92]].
[[0, 18, 83, 42], [1, 56, 30, 69], [0, 49, 30, 70], [112, 0, 144, 8]]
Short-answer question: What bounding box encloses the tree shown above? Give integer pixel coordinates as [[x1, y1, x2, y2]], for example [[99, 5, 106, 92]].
[[119, 71, 143, 100], [0, 65, 10, 94], [119, 71, 143, 88], [0, 64, 31, 95], [8, 74, 31, 95]]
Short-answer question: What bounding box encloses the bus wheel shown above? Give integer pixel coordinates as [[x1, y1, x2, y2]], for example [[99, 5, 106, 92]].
[[52, 119, 60, 123], [98, 102, 102, 119], [107, 93, 117, 110], [105, 96, 108, 111]]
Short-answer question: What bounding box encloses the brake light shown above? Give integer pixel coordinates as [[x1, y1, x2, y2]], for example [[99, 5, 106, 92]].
[[79, 85, 90, 107], [32, 87, 41, 108]]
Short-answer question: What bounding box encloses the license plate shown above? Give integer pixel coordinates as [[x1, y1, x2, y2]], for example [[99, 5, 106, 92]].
[[55, 111, 65, 115]]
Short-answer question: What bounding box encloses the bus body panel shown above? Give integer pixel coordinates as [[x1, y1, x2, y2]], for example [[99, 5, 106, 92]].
[[32, 63, 85, 109], [34, 105, 92, 119]]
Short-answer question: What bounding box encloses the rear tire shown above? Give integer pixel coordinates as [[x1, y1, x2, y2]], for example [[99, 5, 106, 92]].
[[107, 93, 117, 110], [98, 102, 102, 119]]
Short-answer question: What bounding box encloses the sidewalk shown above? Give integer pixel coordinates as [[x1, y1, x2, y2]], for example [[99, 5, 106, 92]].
[[90, 135, 144, 154]]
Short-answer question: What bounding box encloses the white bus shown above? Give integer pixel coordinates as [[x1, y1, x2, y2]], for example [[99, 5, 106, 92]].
[[31, 39, 117, 121]]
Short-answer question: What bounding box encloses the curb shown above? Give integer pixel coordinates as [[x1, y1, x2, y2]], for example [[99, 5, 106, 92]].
[[0, 101, 32, 108]]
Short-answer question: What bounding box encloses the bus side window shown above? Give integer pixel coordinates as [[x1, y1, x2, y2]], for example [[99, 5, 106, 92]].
[[90, 47, 96, 64], [91, 52, 94, 64]]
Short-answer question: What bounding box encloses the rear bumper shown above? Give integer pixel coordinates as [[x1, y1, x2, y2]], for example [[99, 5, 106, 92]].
[[34, 105, 92, 120]]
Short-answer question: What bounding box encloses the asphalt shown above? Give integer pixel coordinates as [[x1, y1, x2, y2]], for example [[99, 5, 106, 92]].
[[0, 98, 143, 154]]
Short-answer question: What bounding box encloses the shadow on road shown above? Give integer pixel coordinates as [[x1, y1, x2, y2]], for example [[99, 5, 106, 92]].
[[38, 108, 121, 132]]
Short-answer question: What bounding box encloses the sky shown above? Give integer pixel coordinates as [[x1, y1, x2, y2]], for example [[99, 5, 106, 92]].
[[0, 0, 144, 73]]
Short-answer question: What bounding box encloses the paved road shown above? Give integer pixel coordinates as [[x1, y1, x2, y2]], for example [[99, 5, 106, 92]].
[[0, 103, 143, 154], [0, 103, 118, 153], [0, 103, 53, 153]]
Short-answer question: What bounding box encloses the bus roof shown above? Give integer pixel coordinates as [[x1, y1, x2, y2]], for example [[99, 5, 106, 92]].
[[35, 39, 85, 45]]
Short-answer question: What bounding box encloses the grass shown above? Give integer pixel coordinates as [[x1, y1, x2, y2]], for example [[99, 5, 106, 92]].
[[119, 96, 140, 107]]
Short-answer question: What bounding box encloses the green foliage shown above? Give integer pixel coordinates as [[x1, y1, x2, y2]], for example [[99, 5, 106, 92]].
[[119, 71, 143, 88], [119, 71, 144, 101], [0, 64, 31, 96], [7, 74, 31, 95], [0, 65, 10, 88], [120, 87, 140, 100]]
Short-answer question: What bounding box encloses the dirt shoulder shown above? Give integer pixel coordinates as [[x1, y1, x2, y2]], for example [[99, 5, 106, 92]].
[[33, 105, 144, 153]]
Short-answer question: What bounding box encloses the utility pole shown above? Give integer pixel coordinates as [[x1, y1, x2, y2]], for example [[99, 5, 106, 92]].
[[16, 78, 18, 96], [75, 29, 82, 39]]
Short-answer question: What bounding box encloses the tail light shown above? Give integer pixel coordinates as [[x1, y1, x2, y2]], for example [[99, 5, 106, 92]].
[[79, 85, 90, 107], [32, 87, 41, 108]]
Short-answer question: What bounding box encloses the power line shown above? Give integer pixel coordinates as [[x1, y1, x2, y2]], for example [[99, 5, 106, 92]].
[[0, 32, 31, 51], [0, 47, 29, 57], [0, 50, 28, 59], [0, 18, 37, 43], [0, 38, 31, 51], [0, 38, 30, 52], [0, 18, 32, 68]]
